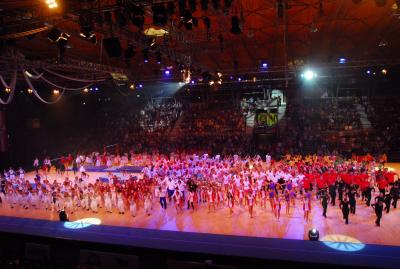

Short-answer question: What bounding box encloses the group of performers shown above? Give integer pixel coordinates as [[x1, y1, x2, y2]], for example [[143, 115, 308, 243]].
[[0, 153, 399, 227]]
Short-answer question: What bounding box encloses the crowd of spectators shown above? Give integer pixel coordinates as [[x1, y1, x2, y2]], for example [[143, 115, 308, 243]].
[[365, 97, 400, 157], [297, 99, 361, 132], [170, 102, 248, 155], [138, 99, 182, 132], [41, 93, 400, 162], [257, 98, 370, 158]]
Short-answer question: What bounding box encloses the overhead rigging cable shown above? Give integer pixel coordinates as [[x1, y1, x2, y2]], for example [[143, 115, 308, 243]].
[[22, 68, 65, 104], [0, 66, 17, 105], [42, 67, 107, 83], [31, 69, 92, 91]]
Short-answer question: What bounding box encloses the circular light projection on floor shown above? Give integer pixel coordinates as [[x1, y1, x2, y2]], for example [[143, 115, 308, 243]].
[[321, 234, 365, 252], [64, 218, 101, 229]]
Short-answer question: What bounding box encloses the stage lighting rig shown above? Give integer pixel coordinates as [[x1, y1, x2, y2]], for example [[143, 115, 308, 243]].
[[46, 0, 58, 9], [308, 228, 319, 241], [47, 28, 70, 48], [79, 26, 96, 43], [301, 70, 317, 81], [180, 10, 198, 30], [79, 12, 97, 43], [147, 38, 158, 49]]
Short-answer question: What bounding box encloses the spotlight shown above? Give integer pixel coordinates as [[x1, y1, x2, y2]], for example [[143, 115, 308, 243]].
[[366, 70, 371, 75], [261, 62, 268, 68], [129, 84, 135, 90], [164, 70, 171, 75], [83, 88, 89, 93], [381, 68, 388, 75], [339, 57, 346, 64], [5, 88, 11, 93], [27, 88, 33, 94], [238, 77, 242, 81], [209, 80, 215, 85], [230, 16, 241, 34], [301, 70, 317, 80], [138, 84, 143, 88], [53, 89, 60, 95], [308, 228, 319, 241], [217, 80, 222, 85], [191, 80, 195, 84], [46, 0, 58, 9]]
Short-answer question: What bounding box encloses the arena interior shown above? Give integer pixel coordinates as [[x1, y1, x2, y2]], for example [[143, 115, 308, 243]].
[[0, 1, 400, 269]]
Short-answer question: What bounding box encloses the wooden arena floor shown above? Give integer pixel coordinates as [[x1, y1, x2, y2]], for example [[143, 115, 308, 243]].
[[0, 164, 399, 247]]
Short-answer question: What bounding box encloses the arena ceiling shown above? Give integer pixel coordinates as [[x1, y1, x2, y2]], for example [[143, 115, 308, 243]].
[[1, 0, 400, 81]]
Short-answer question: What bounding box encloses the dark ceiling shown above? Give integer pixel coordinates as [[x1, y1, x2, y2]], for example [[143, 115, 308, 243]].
[[1, 0, 400, 81]]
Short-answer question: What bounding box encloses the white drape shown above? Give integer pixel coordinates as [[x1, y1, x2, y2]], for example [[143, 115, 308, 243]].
[[0, 66, 17, 105]]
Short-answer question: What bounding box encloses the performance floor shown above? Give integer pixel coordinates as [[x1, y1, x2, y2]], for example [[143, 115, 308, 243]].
[[0, 165, 399, 248]]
